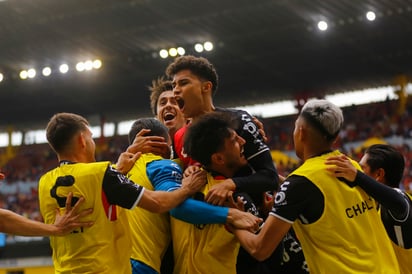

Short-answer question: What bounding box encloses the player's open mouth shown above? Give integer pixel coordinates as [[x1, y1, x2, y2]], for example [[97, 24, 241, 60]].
[[176, 97, 185, 110], [163, 112, 175, 121], [240, 147, 245, 158]]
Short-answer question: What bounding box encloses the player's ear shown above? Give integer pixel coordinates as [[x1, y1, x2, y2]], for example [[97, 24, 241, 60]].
[[78, 132, 87, 148], [201, 81, 213, 94], [211, 152, 224, 166], [375, 167, 386, 183]]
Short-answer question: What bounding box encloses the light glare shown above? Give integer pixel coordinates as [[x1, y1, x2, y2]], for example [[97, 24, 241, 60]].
[[177, 47, 185, 56], [84, 60, 93, 71], [194, 43, 204, 52], [76, 62, 85, 72], [204, 41, 213, 51], [366, 11, 376, 21], [93, 59, 102, 69], [168, 48, 178, 57], [159, 49, 168, 59], [59, 64, 69, 74], [42, 67, 51, 76], [19, 70, 28, 80], [317, 20, 328, 31], [27, 68, 36, 78], [0, 73, 3, 82]]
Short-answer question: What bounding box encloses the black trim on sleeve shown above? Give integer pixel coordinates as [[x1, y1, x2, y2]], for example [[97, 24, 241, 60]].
[[272, 175, 324, 224], [354, 171, 409, 219], [233, 150, 278, 204], [102, 165, 143, 209]]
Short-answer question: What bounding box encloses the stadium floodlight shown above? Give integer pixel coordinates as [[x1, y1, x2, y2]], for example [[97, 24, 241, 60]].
[[159, 49, 168, 59], [93, 59, 102, 69], [84, 60, 93, 71], [42, 67, 52, 76], [27, 68, 36, 78], [168, 48, 178, 57], [204, 41, 213, 51], [177, 47, 185, 56], [317, 20, 328, 31], [366, 11, 376, 21], [19, 70, 28, 80], [194, 43, 204, 53], [76, 62, 85, 72], [59, 64, 69, 74]]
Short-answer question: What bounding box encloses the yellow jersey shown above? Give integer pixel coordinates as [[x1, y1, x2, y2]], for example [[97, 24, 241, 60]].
[[39, 161, 141, 274], [289, 151, 399, 273], [170, 173, 239, 274]]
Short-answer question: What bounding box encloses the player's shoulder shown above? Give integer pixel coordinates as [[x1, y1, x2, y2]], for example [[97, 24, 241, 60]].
[[215, 107, 250, 116], [148, 158, 182, 172]]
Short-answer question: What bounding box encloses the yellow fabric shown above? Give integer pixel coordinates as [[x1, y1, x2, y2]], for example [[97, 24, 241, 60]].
[[355, 137, 387, 153], [171, 173, 239, 274], [290, 150, 399, 273], [393, 242, 412, 274], [270, 150, 299, 165], [39, 161, 132, 274], [126, 153, 171, 273]]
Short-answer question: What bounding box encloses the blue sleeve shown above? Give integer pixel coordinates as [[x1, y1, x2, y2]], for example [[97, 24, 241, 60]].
[[170, 198, 229, 224], [146, 159, 182, 191], [148, 159, 229, 224]]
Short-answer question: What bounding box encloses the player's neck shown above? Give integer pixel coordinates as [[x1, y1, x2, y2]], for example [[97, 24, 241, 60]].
[[191, 104, 216, 122]]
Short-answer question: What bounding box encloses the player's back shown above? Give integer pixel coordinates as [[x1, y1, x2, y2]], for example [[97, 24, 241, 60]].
[[39, 161, 132, 274]]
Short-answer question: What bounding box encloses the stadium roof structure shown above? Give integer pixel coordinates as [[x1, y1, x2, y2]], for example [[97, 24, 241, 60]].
[[0, 0, 411, 130]]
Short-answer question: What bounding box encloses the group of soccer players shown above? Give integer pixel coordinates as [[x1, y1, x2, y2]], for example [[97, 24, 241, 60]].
[[1, 55, 411, 273]]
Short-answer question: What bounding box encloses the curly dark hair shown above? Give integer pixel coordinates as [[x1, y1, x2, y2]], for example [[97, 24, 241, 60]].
[[183, 112, 235, 167], [165, 55, 218, 96]]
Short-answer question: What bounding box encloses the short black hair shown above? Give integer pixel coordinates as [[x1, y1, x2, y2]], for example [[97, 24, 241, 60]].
[[46, 112, 89, 153], [165, 55, 219, 96], [184, 112, 236, 167], [365, 144, 405, 188], [128, 118, 169, 145]]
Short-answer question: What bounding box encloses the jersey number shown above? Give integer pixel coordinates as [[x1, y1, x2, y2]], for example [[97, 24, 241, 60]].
[[50, 175, 79, 207]]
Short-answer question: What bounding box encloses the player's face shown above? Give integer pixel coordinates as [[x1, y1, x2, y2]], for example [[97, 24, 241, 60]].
[[156, 90, 186, 135], [359, 153, 382, 183], [172, 69, 206, 119], [221, 129, 248, 170]]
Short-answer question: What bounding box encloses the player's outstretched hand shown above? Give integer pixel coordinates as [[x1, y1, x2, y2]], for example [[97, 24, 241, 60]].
[[53, 192, 94, 236], [116, 151, 142, 174]]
